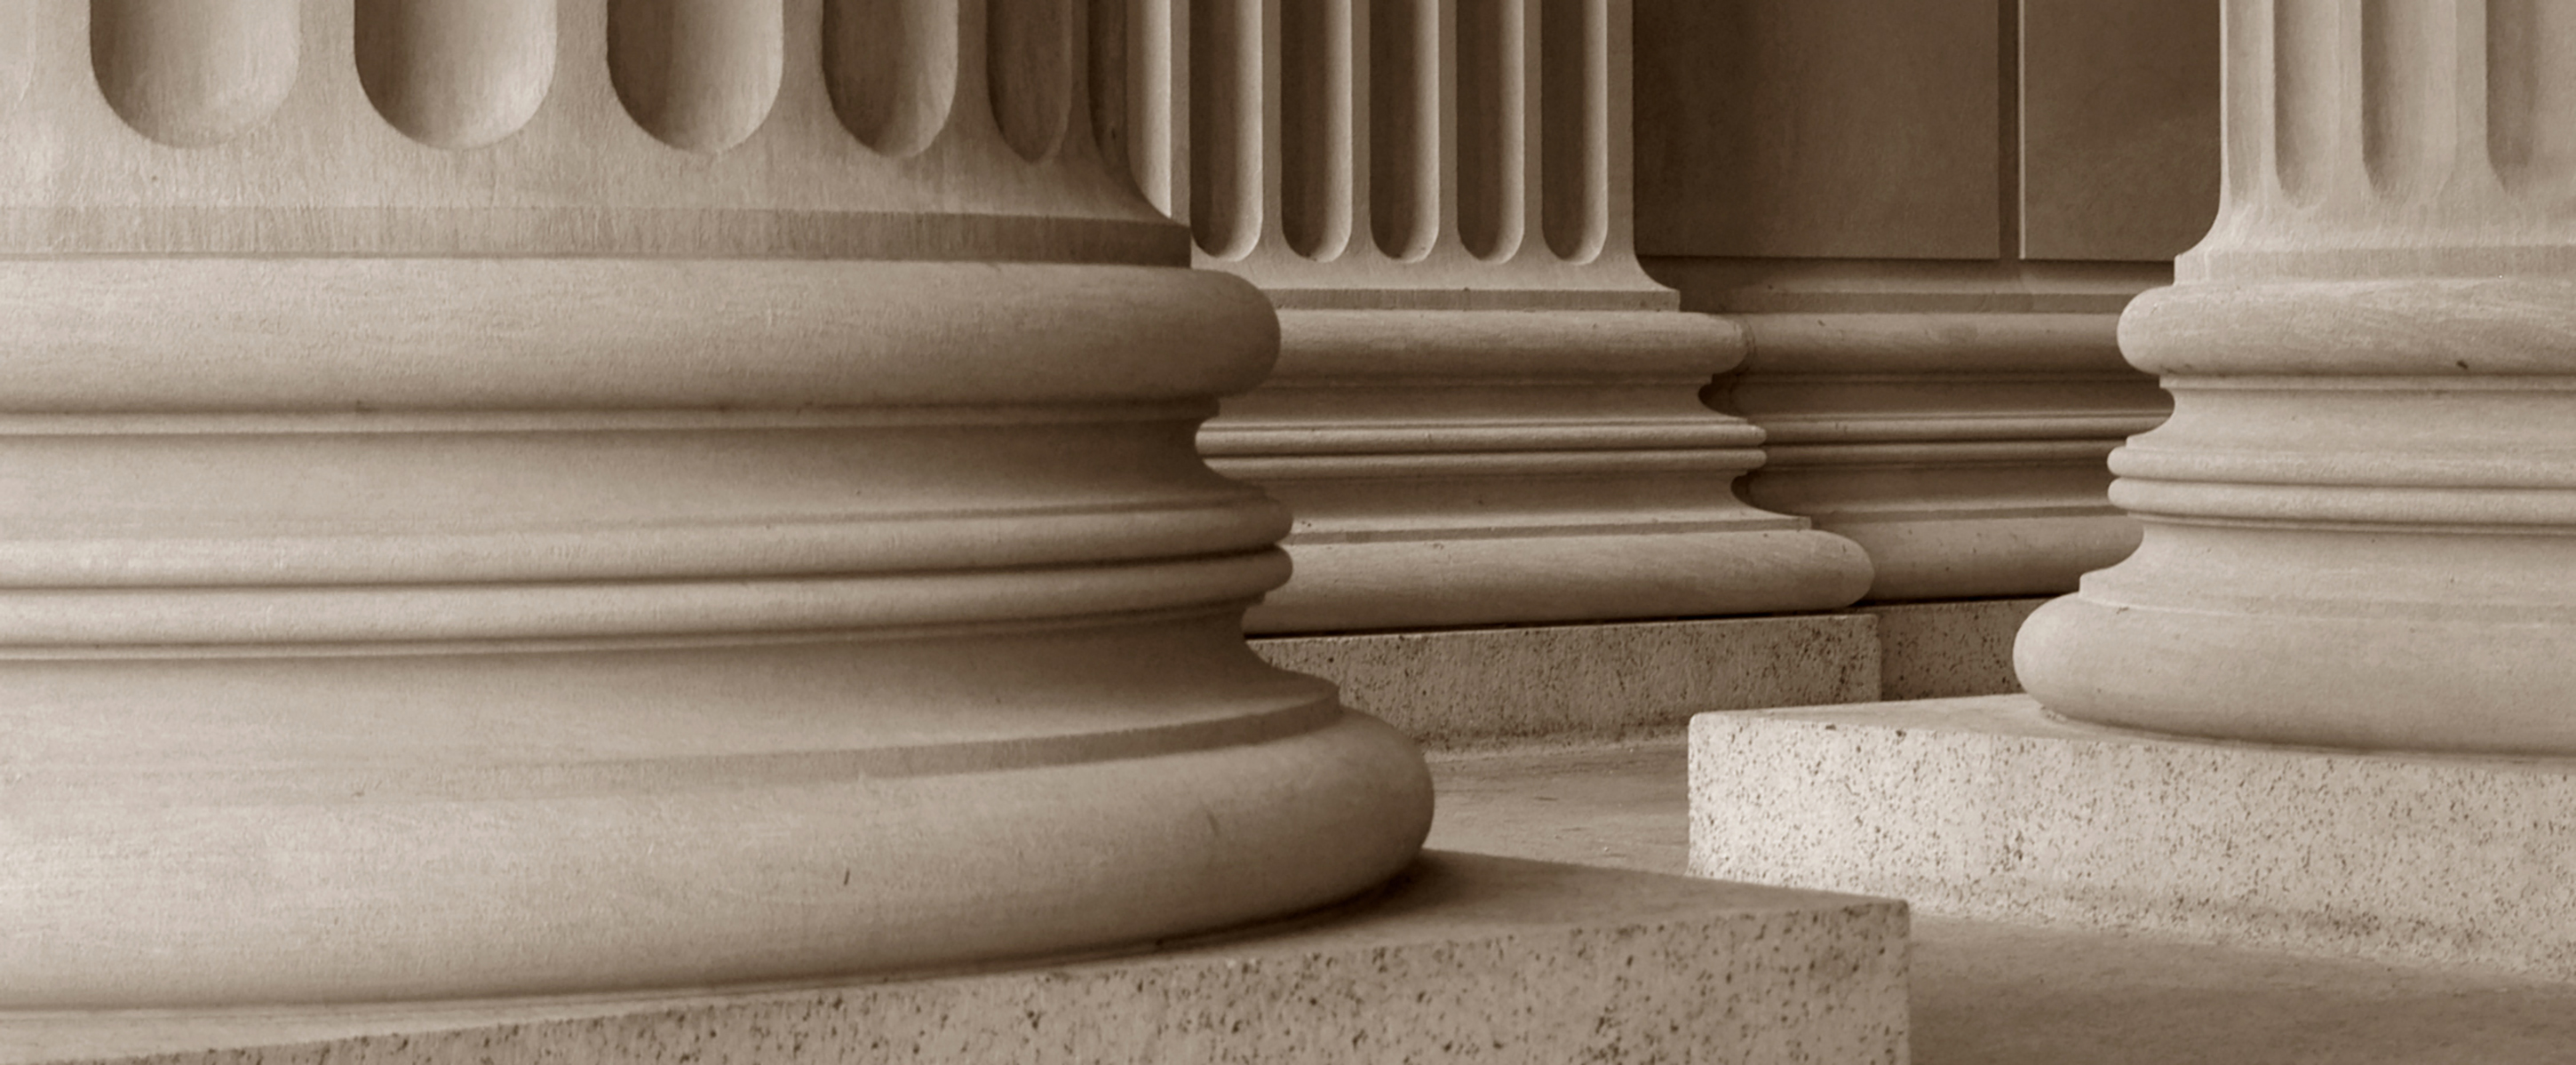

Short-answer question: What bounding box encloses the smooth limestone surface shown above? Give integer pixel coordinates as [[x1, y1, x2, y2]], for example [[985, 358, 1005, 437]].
[[1692, 695, 2576, 978], [1429, 739, 2576, 1065], [4, 852, 1906, 1065]]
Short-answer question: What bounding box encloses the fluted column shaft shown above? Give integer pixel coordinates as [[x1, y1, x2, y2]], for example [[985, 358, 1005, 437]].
[[3, 1, 1430, 1008], [1125, 0, 1870, 633], [2019, 0, 2576, 753]]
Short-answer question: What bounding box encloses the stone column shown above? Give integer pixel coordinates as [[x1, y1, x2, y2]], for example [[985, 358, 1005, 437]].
[[4, 0, 1429, 1007], [1637, 0, 2214, 604], [1117, 0, 1872, 633], [2018, 0, 2576, 753]]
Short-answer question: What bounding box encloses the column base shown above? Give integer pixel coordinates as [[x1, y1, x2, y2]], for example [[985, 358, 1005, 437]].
[[1691, 695, 2576, 977], [3, 853, 1908, 1065], [0, 258, 1436, 1007], [1206, 306, 1876, 634]]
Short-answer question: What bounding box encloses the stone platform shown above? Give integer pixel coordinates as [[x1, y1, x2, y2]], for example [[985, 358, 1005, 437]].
[[1430, 738, 2576, 1064], [1691, 695, 2576, 977], [4, 852, 1907, 1065]]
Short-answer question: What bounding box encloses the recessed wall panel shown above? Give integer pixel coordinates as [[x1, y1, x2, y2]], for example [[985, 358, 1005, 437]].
[[1634, 0, 2001, 259]]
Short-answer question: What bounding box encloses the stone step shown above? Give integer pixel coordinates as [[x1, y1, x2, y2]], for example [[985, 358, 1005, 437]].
[[1691, 695, 2576, 979], [4, 852, 1905, 1065], [1433, 733, 2576, 1064]]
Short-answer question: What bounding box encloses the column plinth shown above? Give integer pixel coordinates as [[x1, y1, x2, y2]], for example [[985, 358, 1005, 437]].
[[4, 2, 1430, 1007], [2018, 0, 2576, 753]]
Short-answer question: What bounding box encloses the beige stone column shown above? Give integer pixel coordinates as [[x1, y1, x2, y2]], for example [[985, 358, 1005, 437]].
[[2019, 0, 2576, 753], [1637, 0, 2214, 603], [3, 1, 1429, 1007], [1117, 0, 1872, 633]]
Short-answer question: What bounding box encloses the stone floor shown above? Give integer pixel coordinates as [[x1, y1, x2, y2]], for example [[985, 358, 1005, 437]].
[[1427, 738, 2576, 1065]]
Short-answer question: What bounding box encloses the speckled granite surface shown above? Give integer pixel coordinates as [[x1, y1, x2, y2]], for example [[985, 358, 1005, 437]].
[[1255, 616, 1878, 748], [1691, 695, 2576, 978], [6, 852, 1907, 1065], [1430, 737, 2576, 1064]]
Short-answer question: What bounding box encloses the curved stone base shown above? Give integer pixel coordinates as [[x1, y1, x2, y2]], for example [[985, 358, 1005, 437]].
[[1816, 512, 2141, 603], [2024, 276, 2576, 754], [9, 642, 1428, 1005], [0, 257, 1430, 1006], [1209, 307, 1872, 633], [2019, 575, 2576, 755], [1666, 260, 2173, 604]]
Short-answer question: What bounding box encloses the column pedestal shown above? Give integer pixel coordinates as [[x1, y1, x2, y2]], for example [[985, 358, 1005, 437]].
[[3, 1, 1432, 1008], [2016, 0, 2576, 754]]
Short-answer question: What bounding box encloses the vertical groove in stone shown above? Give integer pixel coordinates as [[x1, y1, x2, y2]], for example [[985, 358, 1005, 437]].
[[1538, 0, 1604, 262], [2359, 0, 2455, 195], [91, 0, 300, 147], [1189, 0, 1259, 258], [2223, 0, 2269, 206], [1112, 0, 1180, 215], [2270, 0, 2349, 203], [608, 0, 783, 154], [1370, 0, 1435, 260], [2485, 0, 2576, 191], [355, 0, 557, 149], [1088, 0, 1132, 184], [1454, 0, 1524, 259], [989, 0, 1072, 162], [1122, 0, 1183, 215], [1281, 0, 1354, 259], [823, 0, 958, 157]]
